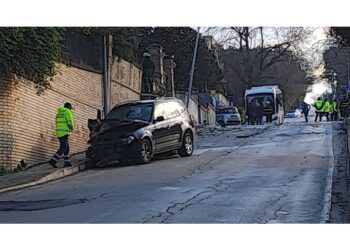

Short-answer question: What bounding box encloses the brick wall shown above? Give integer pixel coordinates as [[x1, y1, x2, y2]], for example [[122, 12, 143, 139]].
[[109, 56, 142, 109], [0, 60, 141, 170]]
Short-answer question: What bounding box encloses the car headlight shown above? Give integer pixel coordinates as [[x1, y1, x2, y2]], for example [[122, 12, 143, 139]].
[[127, 135, 135, 144], [120, 135, 135, 145]]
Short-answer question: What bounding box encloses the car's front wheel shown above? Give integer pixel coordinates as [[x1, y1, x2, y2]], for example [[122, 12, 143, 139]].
[[179, 132, 194, 157], [137, 138, 152, 164]]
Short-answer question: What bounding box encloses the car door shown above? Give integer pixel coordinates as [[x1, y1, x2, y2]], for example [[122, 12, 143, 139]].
[[152, 101, 184, 153], [168, 101, 185, 148], [152, 102, 172, 153]]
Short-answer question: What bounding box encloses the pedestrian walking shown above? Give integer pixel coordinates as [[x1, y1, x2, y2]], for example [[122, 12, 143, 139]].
[[49, 102, 74, 168], [331, 99, 338, 121], [314, 97, 324, 122], [302, 101, 311, 123], [264, 101, 273, 124]]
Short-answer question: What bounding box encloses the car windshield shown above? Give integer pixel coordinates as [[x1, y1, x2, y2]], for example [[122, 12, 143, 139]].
[[246, 93, 274, 107], [106, 103, 153, 122]]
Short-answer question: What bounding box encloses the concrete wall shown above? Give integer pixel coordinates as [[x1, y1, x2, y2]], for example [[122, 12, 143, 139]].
[[200, 106, 207, 124], [207, 105, 216, 125], [199, 105, 216, 125], [0, 59, 142, 170], [176, 93, 199, 125]]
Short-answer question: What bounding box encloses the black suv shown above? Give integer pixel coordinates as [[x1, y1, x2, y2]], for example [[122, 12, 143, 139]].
[[87, 98, 195, 167]]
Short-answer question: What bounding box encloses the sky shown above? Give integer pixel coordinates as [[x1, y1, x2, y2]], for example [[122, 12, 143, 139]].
[[202, 27, 332, 104], [298, 27, 333, 104]]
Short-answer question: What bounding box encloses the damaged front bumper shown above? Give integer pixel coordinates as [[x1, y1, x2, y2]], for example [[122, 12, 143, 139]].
[[86, 139, 140, 168]]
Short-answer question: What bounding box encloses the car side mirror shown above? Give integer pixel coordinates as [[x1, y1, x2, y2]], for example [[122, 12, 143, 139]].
[[97, 109, 102, 120], [155, 116, 165, 123]]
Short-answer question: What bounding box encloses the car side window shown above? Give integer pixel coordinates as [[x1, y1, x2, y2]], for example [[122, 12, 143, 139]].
[[154, 101, 186, 121], [167, 101, 184, 119], [154, 102, 169, 120]]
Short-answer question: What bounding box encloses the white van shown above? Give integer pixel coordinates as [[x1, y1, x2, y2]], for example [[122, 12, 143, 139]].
[[244, 85, 284, 125]]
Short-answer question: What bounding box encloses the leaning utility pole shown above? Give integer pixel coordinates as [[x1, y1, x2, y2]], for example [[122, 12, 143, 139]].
[[102, 34, 109, 118], [102, 33, 113, 118], [186, 27, 200, 108]]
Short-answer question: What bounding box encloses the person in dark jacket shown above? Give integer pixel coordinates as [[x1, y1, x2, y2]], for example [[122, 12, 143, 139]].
[[331, 99, 338, 121], [302, 101, 311, 123], [255, 101, 264, 125], [142, 53, 155, 93], [247, 101, 254, 125]]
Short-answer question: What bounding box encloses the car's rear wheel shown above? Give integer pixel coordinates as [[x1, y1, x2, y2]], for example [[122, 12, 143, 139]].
[[179, 132, 194, 157], [137, 139, 152, 163]]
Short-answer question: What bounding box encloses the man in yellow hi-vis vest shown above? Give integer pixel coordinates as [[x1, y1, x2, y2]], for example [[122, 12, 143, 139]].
[[314, 97, 324, 122], [49, 103, 74, 168], [322, 98, 330, 122]]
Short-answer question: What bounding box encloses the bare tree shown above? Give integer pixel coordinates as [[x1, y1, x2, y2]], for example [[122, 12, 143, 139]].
[[205, 27, 312, 85]]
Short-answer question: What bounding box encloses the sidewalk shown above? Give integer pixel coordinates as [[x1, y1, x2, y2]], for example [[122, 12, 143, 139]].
[[329, 121, 350, 222], [0, 152, 87, 194]]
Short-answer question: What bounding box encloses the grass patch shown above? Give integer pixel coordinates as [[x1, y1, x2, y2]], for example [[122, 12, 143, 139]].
[[0, 160, 28, 176]]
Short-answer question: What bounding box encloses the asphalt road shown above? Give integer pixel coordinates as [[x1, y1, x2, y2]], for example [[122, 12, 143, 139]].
[[0, 118, 334, 223]]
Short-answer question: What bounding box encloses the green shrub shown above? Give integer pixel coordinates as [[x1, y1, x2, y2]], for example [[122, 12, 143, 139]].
[[0, 27, 65, 93], [0, 160, 28, 176]]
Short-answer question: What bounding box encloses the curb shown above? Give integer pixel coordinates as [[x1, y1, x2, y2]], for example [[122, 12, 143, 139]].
[[0, 161, 87, 194], [320, 124, 335, 223]]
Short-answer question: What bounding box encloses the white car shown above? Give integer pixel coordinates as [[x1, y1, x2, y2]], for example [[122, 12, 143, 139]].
[[216, 106, 241, 126], [295, 109, 302, 117], [285, 109, 302, 118]]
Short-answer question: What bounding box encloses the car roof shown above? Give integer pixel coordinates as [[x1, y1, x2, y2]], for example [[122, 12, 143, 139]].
[[112, 97, 180, 108], [216, 106, 238, 109]]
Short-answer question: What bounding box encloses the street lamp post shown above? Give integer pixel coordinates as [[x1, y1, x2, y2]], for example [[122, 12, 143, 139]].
[[334, 80, 337, 100], [102, 34, 109, 118], [186, 27, 200, 109]]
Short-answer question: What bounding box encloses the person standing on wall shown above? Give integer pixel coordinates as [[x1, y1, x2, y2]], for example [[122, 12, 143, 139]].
[[142, 52, 155, 93], [49, 102, 74, 168]]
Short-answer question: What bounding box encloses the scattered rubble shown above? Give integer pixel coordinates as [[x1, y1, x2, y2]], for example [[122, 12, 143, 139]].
[[195, 124, 269, 138]]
